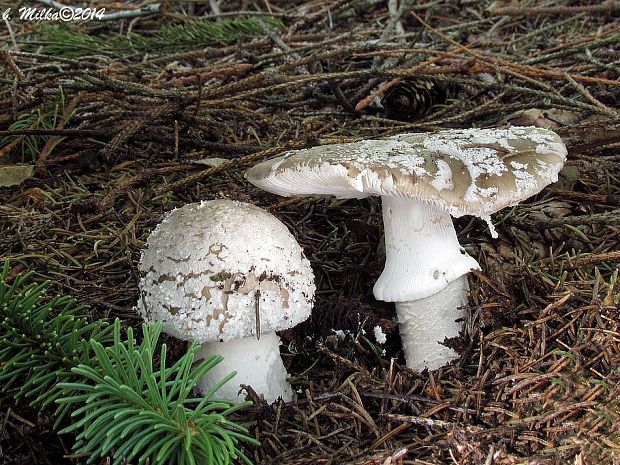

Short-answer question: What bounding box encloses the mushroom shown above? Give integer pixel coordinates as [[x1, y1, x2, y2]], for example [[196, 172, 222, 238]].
[[137, 200, 315, 402], [245, 127, 566, 370]]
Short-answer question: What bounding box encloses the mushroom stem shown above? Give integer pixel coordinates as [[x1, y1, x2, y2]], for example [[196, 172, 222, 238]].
[[195, 331, 293, 403], [395, 275, 469, 371], [373, 196, 479, 369]]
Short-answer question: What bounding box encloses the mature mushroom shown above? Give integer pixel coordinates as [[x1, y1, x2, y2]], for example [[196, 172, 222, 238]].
[[245, 127, 567, 370], [137, 200, 315, 402]]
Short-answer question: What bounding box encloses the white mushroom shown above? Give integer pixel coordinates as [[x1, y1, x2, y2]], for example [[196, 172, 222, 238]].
[[137, 200, 315, 402], [245, 127, 567, 371]]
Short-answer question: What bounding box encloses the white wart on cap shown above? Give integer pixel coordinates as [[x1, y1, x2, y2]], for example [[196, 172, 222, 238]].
[[246, 127, 567, 370], [138, 199, 315, 402]]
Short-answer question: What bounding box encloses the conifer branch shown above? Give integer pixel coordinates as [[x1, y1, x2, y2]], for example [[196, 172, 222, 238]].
[[0, 261, 259, 464]]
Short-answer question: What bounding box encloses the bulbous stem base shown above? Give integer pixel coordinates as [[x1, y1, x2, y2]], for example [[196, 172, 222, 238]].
[[395, 275, 469, 371]]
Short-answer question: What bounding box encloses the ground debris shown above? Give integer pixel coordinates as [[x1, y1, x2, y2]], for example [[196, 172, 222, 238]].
[[1, 0, 619, 464]]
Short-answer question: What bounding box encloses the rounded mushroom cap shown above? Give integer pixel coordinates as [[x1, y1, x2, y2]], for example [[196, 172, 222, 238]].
[[245, 127, 567, 218], [137, 200, 315, 342]]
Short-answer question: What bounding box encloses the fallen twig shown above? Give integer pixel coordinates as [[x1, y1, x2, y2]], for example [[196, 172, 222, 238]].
[[489, 0, 618, 17]]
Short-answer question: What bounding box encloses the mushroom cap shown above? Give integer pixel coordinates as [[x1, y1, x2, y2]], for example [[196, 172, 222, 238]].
[[137, 200, 315, 343], [245, 127, 567, 218]]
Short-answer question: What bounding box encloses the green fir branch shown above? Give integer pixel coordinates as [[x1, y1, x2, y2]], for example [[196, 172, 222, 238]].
[[25, 17, 284, 58], [0, 261, 114, 425], [0, 262, 259, 464], [156, 17, 281, 47], [58, 321, 259, 465]]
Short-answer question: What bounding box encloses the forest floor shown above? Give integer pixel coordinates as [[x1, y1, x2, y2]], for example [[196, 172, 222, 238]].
[[1, 1, 619, 464]]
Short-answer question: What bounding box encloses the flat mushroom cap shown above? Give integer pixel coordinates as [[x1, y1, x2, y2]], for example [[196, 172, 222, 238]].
[[137, 200, 315, 343], [245, 127, 567, 218]]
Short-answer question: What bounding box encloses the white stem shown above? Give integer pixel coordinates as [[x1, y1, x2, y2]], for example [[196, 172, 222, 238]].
[[372, 196, 479, 370], [373, 196, 479, 302], [195, 332, 293, 403], [395, 275, 469, 370]]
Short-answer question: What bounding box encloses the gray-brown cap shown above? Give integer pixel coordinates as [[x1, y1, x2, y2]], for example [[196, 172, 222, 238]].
[[245, 126, 567, 219]]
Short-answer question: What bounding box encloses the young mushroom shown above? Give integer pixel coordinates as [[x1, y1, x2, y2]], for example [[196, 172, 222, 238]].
[[245, 127, 567, 371], [137, 200, 315, 402]]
